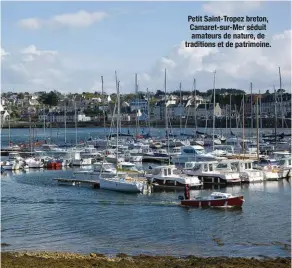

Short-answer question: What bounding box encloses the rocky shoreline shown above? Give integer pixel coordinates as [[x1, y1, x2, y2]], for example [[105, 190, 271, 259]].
[[1, 251, 291, 268]]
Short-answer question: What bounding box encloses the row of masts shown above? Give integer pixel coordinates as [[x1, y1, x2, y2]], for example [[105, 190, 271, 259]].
[[6, 67, 286, 157]]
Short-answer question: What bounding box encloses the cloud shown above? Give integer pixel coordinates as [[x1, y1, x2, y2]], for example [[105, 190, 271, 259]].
[[52, 10, 108, 28], [138, 29, 291, 93], [1, 47, 10, 60], [20, 45, 58, 63], [18, 10, 109, 30], [1, 29, 291, 94], [203, 1, 262, 16], [17, 18, 42, 30]]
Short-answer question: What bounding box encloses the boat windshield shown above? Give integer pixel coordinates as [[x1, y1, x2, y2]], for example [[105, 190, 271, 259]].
[[196, 149, 205, 155], [103, 164, 113, 169], [216, 163, 229, 169]]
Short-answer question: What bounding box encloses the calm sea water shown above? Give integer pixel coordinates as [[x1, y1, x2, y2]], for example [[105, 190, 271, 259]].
[[1, 128, 291, 257], [0, 127, 289, 147]]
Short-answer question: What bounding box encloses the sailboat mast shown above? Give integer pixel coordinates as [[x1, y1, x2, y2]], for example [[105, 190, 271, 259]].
[[164, 69, 170, 165], [250, 82, 253, 133], [212, 71, 216, 151], [115, 71, 120, 169], [256, 95, 259, 161], [135, 73, 138, 136], [259, 90, 262, 131], [8, 104, 11, 146], [274, 86, 277, 147], [101, 76, 106, 134], [43, 105, 46, 139], [279, 67, 284, 128], [242, 94, 245, 155], [194, 78, 197, 131], [229, 94, 231, 130], [147, 88, 150, 131], [64, 100, 67, 144], [179, 82, 182, 134], [74, 99, 77, 146]]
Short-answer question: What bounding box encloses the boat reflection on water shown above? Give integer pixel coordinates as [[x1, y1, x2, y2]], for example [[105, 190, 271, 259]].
[[241, 180, 291, 193]]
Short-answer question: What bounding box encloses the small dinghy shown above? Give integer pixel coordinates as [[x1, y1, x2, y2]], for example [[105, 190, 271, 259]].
[[179, 186, 244, 208]]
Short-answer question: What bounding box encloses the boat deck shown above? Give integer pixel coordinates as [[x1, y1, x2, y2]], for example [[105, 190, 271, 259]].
[[53, 178, 100, 188]]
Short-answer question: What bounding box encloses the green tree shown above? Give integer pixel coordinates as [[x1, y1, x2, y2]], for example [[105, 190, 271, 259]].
[[39, 91, 59, 106]]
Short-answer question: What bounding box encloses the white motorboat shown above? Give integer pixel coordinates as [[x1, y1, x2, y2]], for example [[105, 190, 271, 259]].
[[70, 152, 92, 166], [145, 165, 202, 189], [105, 154, 125, 164], [183, 161, 241, 185], [253, 159, 280, 181], [25, 157, 44, 168], [80, 145, 103, 159], [99, 175, 146, 193], [171, 145, 221, 165], [73, 162, 126, 180], [219, 159, 265, 183], [124, 151, 143, 162], [1, 160, 22, 170]]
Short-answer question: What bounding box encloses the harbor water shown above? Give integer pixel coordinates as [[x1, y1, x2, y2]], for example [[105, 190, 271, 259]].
[[1, 128, 291, 257]]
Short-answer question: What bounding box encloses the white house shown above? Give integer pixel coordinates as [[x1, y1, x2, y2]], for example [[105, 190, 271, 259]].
[[0, 103, 9, 122], [40, 112, 91, 123]]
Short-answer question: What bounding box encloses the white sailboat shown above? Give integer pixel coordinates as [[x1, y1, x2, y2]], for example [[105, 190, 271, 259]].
[[99, 73, 147, 193]]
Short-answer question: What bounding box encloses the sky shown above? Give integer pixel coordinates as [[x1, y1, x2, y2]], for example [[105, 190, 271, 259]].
[[1, 1, 291, 94]]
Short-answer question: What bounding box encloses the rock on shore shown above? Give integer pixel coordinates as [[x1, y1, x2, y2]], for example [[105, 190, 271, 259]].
[[1, 251, 291, 268]]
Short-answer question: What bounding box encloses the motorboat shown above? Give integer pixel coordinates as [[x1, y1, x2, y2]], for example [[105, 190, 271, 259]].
[[277, 157, 292, 179], [99, 175, 147, 193], [145, 165, 202, 189], [143, 149, 170, 163], [73, 162, 126, 180], [25, 157, 44, 168], [253, 159, 280, 181], [183, 161, 241, 186], [70, 152, 92, 166], [179, 192, 244, 208], [219, 159, 265, 183], [171, 145, 221, 165], [1, 160, 23, 170]]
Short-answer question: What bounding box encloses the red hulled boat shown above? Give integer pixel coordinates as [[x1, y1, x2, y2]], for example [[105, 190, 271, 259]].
[[179, 192, 245, 208]]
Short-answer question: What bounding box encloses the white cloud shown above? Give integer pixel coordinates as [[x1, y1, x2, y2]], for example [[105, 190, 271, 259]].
[[203, 1, 261, 16], [1, 29, 291, 94], [1, 47, 10, 60], [17, 18, 42, 30], [137, 29, 291, 93], [20, 45, 58, 63], [18, 10, 108, 30]]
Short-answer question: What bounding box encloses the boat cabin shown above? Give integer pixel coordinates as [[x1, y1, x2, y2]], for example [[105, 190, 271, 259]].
[[181, 145, 206, 155], [272, 151, 291, 160], [8, 152, 22, 160], [171, 147, 181, 154], [146, 165, 201, 188], [213, 145, 235, 154], [184, 161, 219, 173], [277, 157, 292, 167], [147, 165, 181, 177], [219, 159, 256, 172]]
